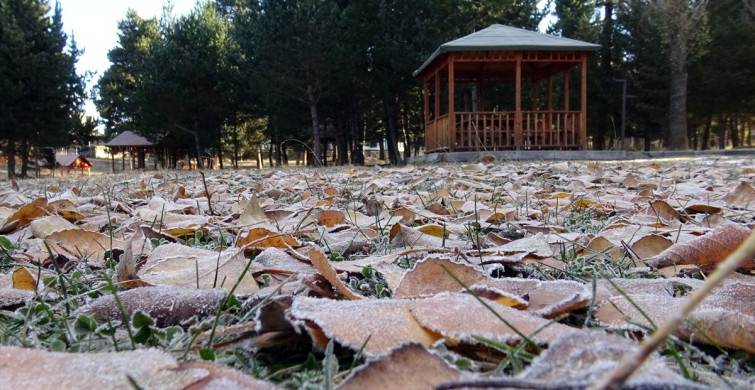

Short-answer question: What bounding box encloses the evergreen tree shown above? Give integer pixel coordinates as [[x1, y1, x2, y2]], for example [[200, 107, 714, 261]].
[[0, 0, 85, 178]]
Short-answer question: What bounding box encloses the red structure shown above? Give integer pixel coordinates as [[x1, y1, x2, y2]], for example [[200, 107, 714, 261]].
[[37, 155, 93, 177], [414, 25, 600, 152]]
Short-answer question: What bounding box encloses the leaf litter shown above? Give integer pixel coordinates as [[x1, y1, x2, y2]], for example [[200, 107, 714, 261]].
[[0, 157, 754, 389]]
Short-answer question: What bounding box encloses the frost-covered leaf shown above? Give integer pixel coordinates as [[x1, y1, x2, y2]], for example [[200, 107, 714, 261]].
[[644, 224, 754, 270], [595, 283, 755, 353], [338, 343, 461, 390], [138, 244, 258, 295], [76, 286, 225, 327]]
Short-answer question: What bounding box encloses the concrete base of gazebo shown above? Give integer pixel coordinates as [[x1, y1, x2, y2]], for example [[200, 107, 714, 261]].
[[408, 149, 755, 163]]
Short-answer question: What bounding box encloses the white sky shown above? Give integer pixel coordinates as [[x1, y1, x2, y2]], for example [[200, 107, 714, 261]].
[[57, 0, 198, 119]]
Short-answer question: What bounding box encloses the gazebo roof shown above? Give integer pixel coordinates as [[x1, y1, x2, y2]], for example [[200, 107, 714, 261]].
[[414, 24, 601, 77], [106, 131, 153, 147]]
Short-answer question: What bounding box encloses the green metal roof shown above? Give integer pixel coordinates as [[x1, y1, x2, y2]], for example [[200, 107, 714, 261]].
[[413, 24, 601, 77]]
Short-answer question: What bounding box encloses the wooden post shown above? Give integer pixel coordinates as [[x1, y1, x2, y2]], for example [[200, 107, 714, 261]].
[[448, 53, 455, 151], [547, 75, 553, 145], [111, 150, 115, 173], [514, 52, 522, 149], [563, 71, 570, 111], [434, 68, 441, 151], [580, 53, 588, 150]]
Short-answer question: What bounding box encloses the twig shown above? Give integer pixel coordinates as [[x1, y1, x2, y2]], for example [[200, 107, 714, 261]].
[[199, 171, 214, 215], [588, 230, 755, 390]]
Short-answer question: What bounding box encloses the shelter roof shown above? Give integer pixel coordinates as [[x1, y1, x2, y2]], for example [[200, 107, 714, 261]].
[[414, 24, 601, 77], [106, 131, 154, 147], [37, 155, 92, 168]]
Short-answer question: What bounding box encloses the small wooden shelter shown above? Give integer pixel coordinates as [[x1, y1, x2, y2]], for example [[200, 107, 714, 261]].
[[36, 155, 93, 177], [105, 131, 157, 172], [414, 24, 600, 152]]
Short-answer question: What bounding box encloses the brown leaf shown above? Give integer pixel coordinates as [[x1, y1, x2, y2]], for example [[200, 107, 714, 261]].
[[45, 228, 127, 267], [644, 224, 754, 270], [11, 267, 36, 291], [315, 209, 345, 227], [235, 227, 299, 249], [408, 293, 577, 346], [0, 288, 35, 309], [0, 345, 280, 390], [138, 244, 258, 295], [724, 180, 755, 209], [645, 199, 681, 222], [308, 247, 362, 300], [425, 202, 450, 216], [515, 331, 702, 389], [338, 344, 461, 390], [395, 257, 485, 298], [289, 296, 438, 354], [28, 215, 76, 239], [630, 234, 673, 259], [76, 286, 225, 327], [595, 283, 755, 353], [0, 198, 49, 234]]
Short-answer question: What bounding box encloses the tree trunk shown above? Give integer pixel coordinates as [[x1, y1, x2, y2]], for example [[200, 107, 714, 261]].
[[667, 42, 689, 150], [383, 93, 402, 166], [595, 1, 614, 151], [350, 105, 365, 165], [701, 116, 712, 150], [307, 84, 322, 167], [6, 137, 16, 180], [20, 139, 29, 178]]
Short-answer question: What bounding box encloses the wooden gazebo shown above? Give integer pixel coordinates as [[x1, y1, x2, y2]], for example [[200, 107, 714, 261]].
[[105, 131, 157, 172], [414, 25, 600, 152]]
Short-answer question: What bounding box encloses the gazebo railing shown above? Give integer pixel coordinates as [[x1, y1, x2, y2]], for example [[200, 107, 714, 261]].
[[426, 111, 582, 152]]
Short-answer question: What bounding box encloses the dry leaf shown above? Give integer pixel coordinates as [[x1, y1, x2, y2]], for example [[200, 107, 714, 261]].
[[395, 257, 485, 298], [308, 247, 362, 300], [138, 244, 258, 295], [0, 345, 280, 390], [289, 296, 438, 354], [11, 267, 36, 291], [338, 343, 461, 390], [595, 283, 755, 353], [0, 288, 35, 309], [0, 198, 49, 234], [45, 229, 127, 267], [644, 224, 754, 270], [316, 209, 345, 227], [235, 227, 299, 249], [723, 180, 755, 209], [76, 286, 225, 327], [28, 215, 76, 239], [515, 331, 703, 389], [409, 293, 578, 347]]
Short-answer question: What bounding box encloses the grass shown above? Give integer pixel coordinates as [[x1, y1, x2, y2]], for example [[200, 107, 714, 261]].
[[1, 160, 753, 389]]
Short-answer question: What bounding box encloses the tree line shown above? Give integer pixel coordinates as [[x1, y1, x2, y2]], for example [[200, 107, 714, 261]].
[[2, 0, 754, 177]]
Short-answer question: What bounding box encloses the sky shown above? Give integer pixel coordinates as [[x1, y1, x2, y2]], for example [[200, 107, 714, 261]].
[[57, 0, 198, 119]]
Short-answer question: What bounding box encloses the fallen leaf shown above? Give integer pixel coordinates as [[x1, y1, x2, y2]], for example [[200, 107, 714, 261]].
[[644, 224, 754, 270], [723, 180, 755, 209], [289, 296, 438, 354], [45, 229, 127, 267], [11, 267, 36, 291], [316, 209, 345, 227], [409, 292, 577, 347], [395, 257, 485, 298], [595, 283, 755, 353], [0, 198, 49, 234], [138, 244, 258, 295], [338, 343, 461, 390], [308, 247, 362, 300], [235, 227, 299, 249], [76, 286, 226, 327], [514, 331, 703, 389], [0, 345, 280, 390]]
